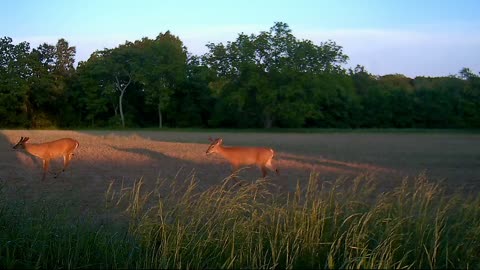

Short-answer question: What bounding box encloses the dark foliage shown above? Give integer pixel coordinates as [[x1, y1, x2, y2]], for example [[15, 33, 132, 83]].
[[1, 23, 478, 129]]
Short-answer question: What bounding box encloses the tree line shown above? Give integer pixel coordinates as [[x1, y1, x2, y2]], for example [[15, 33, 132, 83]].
[[1, 22, 479, 129]]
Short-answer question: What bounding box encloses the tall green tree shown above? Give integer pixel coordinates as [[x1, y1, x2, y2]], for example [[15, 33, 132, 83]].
[[378, 74, 414, 128], [0, 37, 31, 127], [86, 44, 137, 128], [26, 39, 76, 127], [28, 44, 56, 127], [135, 31, 188, 128], [170, 54, 213, 127], [457, 68, 480, 127], [202, 22, 349, 128], [74, 52, 114, 127]]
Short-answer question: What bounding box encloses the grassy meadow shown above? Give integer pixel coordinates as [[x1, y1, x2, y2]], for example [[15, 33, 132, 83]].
[[0, 129, 479, 269]]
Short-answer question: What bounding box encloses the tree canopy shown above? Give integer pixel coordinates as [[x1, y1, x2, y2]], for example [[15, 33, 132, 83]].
[[1, 22, 478, 129]]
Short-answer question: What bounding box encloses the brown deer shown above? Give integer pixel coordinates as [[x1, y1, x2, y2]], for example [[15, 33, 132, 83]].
[[13, 137, 79, 181], [206, 137, 279, 177]]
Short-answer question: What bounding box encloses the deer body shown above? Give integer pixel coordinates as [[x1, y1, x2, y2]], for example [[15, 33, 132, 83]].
[[206, 138, 279, 177], [13, 137, 79, 181]]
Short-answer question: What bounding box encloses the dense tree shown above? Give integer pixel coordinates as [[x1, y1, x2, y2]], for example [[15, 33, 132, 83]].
[[0, 22, 479, 129], [170, 55, 214, 127], [203, 22, 349, 128], [74, 53, 114, 126], [26, 39, 76, 127], [0, 37, 30, 126], [135, 31, 188, 128], [79, 44, 137, 128], [456, 69, 480, 127]]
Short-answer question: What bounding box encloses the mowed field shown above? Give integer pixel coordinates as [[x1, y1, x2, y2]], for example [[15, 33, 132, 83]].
[[1, 129, 479, 215]]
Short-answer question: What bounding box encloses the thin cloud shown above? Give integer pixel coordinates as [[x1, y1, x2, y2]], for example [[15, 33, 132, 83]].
[[298, 28, 480, 77], [10, 26, 480, 78]]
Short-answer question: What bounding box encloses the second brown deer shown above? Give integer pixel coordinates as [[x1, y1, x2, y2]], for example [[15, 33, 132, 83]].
[[13, 137, 80, 181], [206, 137, 279, 177]]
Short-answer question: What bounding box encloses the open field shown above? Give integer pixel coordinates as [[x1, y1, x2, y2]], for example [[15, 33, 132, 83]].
[[1, 129, 479, 210], [2, 129, 480, 269]]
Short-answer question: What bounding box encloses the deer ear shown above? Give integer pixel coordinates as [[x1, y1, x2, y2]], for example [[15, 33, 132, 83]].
[[24, 137, 30, 142], [217, 138, 223, 144]]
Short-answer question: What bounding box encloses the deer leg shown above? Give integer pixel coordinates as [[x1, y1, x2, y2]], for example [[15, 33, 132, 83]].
[[42, 159, 50, 181], [261, 166, 267, 178], [63, 153, 74, 171], [56, 153, 75, 179]]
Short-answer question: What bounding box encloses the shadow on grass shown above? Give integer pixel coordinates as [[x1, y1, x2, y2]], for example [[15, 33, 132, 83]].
[[0, 130, 430, 221]]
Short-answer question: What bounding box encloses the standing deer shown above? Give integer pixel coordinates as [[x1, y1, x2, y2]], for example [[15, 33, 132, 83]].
[[206, 137, 279, 177], [13, 137, 79, 181]]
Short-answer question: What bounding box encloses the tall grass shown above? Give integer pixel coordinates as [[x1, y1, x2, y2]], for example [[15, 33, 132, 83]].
[[0, 185, 140, 269], [111, 172, 480, 269], [1, 172, 480, 269]]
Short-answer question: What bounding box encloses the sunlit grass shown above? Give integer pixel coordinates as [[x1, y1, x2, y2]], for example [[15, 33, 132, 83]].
[[113, 172, 480, 269], [1, 172, 480, 269]]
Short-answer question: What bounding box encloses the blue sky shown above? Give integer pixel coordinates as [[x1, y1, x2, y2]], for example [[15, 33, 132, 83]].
[[2, 0, 479, 77]]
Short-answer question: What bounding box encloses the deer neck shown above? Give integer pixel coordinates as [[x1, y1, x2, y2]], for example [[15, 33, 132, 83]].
[[23, 143, 45, 158], [215, 144, 231, 156]]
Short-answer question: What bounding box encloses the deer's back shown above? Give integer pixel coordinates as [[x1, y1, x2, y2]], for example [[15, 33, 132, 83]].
[[221, 146, 274, 165], [28, 138, 79, 159]]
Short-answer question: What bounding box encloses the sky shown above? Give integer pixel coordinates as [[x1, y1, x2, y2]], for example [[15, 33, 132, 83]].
[[2, 0, 479, 78]]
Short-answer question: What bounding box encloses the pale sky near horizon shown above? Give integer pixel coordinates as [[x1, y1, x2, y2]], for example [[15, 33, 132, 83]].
[[2, 0, 479, 78]]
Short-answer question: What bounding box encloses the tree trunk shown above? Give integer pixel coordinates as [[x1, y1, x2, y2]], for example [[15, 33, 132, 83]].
[[263, 112, 273, 128], [158, 102, 162, 128], [114, 74, 131, 128], [119, 89, 125, 128], [112, 100, 118, 118]]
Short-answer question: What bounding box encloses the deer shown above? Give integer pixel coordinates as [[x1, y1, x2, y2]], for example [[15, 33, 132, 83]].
[[12, 137, 79, 181], [206, 137, 279, 178]]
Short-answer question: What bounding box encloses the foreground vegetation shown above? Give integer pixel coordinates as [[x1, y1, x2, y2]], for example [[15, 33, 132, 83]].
[[1, 173, 480, 269]]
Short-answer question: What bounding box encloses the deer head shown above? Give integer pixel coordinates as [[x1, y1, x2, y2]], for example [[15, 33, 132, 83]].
[[13, 137, 30, 149], [206, 137, 223, 155]]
